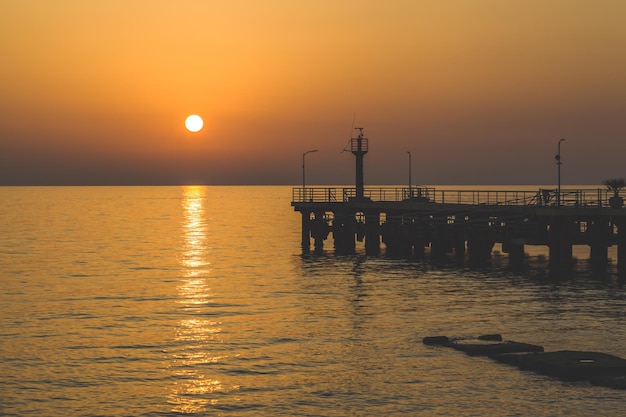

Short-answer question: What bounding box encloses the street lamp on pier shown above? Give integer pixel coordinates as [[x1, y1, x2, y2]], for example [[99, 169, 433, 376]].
[[407, 151, 412, 198], [556, 138, 565, 207], [302, 150, 318, 199]]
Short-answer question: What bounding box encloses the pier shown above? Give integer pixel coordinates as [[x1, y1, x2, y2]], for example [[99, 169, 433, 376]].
[[292, 185, 626, 271], [291, 130, 626, 274]]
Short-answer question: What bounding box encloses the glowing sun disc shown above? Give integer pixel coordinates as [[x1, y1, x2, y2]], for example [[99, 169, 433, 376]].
[[185, 115, 204, 132]]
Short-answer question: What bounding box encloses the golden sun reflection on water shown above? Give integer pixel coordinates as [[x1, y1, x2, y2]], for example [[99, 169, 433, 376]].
[[168, 186, 232, 414]]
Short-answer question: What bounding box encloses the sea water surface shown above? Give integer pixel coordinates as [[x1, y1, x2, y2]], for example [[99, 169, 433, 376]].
[[1, 186, 626, 416]]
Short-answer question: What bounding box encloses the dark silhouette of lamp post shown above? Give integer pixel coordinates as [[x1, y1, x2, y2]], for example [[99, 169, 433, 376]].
[[302, 149, 318, 200], [407, 151, 412, 198], [556, 138, 565, 207]]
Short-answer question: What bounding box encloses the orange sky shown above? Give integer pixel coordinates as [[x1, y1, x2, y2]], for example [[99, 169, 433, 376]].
[[1, 0, 625, 185]]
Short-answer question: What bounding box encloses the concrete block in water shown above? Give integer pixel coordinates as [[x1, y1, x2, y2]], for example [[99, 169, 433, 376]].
[[422, 336, 451, 346], [422, 334, 542, 355], [492, 350, 626, 382], [477, 333, 503, 341], [518, 350, 626, 380], [451, 340, 544, 356]]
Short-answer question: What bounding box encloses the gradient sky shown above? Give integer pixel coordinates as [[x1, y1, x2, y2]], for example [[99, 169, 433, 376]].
[[1, 0, 625, 185]]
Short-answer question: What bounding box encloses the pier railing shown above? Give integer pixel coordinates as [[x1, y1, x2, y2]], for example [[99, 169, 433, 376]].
[[292, 187, 620, 208]]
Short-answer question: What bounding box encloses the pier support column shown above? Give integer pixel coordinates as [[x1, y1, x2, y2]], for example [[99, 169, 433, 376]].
[[410, 219, 426, 259], [365, 212, 381, 255], [505, 240, 525, 269], [430, 217, 449, 261], [400, 220, 414, 258], [467, 219, 493, 266], [503, 221, 525, 268], [588, 219, 610, 269], [453, 240, 466, 262], [333, 211, 356, 254], [616, 220, 626, 276], [467, 238, 493, 266], [382, 217, 407, 258], [549, 217, 573, 275], [312, 211, 326, 253], [301, 211, 312, 252], [453, 217, 467, 261]]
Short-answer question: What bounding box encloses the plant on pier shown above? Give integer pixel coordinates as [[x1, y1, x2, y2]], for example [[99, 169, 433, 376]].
[[603, 177, 625, 208]]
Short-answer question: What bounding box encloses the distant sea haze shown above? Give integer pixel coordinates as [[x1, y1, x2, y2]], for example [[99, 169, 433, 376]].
[[1, 186, 625, 416]]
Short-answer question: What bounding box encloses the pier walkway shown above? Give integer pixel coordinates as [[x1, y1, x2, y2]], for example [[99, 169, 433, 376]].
[[291, 186, 626, 274]]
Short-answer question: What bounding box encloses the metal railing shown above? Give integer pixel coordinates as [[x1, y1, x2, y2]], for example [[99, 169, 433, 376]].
[[341, 187, 434, 202], [292, 187, 622, 208]]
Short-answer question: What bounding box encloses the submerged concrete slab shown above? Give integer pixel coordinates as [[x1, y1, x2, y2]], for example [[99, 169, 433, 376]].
[[422, 334, 543, 356], [422, 335, 451, 345], [451, 340, 544, 356], [491, 350, 626, 381], [423, 335, 626, 389]]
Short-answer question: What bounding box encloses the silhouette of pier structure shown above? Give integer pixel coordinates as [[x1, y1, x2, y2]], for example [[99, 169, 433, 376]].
[[291, 129, 626, 274]]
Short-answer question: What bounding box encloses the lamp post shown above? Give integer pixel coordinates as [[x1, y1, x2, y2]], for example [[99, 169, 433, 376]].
[[407, 151, 412, 198], [302, 150, 318, 198], [556, 138, 565, 207]]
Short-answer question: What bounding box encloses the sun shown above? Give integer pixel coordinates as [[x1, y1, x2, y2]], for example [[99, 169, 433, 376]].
[[185, 115, 204, 132]]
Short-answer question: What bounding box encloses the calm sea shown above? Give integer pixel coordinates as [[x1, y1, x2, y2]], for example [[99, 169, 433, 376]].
[[1, 186, 626, 416]]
